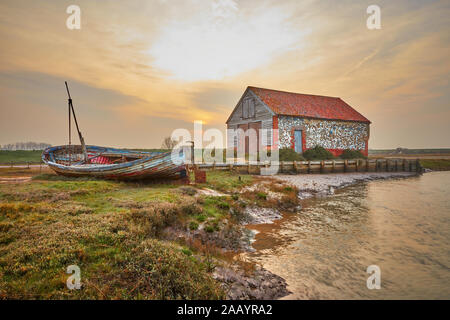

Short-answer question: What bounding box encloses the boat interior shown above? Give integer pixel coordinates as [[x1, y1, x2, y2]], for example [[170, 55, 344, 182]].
[[44, 145, 161, 166]]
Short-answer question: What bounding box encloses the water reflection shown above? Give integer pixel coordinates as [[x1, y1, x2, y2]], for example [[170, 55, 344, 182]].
[[245, 172, 450, 299]]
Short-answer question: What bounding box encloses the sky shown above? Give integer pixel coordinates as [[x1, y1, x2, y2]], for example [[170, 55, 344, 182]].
[[0, 0, 449, 149]]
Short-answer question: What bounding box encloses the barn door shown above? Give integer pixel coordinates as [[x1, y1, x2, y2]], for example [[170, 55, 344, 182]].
[[294, 130, 303, 153]]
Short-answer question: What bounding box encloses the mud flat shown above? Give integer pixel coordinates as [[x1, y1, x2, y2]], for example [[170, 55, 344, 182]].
[[274, 172, 417, 198], [0, 176, 32, 183]]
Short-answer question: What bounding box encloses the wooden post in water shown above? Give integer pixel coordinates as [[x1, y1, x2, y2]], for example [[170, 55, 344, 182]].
[[403, 159, 406, 171], [365, 159, 370, 172], [332, 160, 335, 173], [293, 161, 298, 173], [320, 161, 324, 173], [395, 160, 398, 172], [385, 159, 389, 172], [308, 161, 311, 174], [344, 160, 348, 173], [355, 159, 359, 172], [416, 159, 421, 173]]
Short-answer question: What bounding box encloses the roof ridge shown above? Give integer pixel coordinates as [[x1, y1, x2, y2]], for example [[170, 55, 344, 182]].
[[246, 86, 370, 123], [248, 86, 340, 99]]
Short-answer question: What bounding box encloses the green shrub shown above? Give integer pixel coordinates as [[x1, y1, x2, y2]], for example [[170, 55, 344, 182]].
[[303, 146, 335, 160], [339, 149, 366, 159], [178, 186, 197, 196], [130, 203, 180, 237], [217, 201, 230, 210], [124, 239, 224, 299], [181, 248, 193, 256], [256, 192, 267, 200], [196, 214, 206, 222], [205, 226, 215, 233], [189, 221, 199, 230], [180, 202, 202, 215], [279, 148, 305, 161]]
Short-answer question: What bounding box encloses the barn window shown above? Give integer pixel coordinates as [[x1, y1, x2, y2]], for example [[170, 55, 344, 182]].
[[242, 101, 248, 118], [248, 99, 255, 118], [242, 99, 255, 119]]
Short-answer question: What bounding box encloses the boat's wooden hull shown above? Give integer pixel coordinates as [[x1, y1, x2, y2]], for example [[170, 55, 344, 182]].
[[42, 145, 186, 181]]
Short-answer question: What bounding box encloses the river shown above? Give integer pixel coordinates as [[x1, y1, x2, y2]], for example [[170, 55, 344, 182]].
[[245, 171, 450, 299]]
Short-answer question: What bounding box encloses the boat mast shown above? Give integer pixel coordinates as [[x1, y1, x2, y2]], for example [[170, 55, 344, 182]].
[[65, 81, 88, 163]]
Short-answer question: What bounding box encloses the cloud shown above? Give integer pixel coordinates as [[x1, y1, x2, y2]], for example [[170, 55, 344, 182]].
[[149, 0, 307, 81], [0, 0, 449, 148]]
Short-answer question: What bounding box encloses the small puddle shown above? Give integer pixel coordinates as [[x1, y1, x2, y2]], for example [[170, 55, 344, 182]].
[[0, 176, 32, 183]]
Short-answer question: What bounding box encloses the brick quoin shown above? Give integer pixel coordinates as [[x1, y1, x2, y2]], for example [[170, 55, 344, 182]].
[[272, 115, 278, 150]]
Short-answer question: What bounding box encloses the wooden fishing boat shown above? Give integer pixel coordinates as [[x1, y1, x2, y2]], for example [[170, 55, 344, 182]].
[[42, 145, 186, 180], [42, 82, 186, 180]]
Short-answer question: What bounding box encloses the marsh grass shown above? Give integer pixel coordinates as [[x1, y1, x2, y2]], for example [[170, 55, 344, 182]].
[[193, 171, 253, 192], [0, 169, 297, 299], [0, 173, 228, 299], [420, 159, 450, 171]]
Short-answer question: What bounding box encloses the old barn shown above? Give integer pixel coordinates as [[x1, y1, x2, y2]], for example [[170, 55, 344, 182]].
[[226, 87, 371, 157]]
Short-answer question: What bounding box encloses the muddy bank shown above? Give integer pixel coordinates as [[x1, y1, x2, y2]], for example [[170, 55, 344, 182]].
[[274, 172, 417, 198], [0, 176, 32, 183], [213, 265, 291, 300]]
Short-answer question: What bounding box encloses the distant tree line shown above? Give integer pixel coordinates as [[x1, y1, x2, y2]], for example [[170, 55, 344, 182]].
[[0, 142, 52, 151]]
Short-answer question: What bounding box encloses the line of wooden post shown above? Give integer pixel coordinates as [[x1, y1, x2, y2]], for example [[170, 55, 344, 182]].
[[192, 158, 421, 175]]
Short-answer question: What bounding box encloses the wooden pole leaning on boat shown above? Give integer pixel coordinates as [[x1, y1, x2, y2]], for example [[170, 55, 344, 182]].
[[65, 81, 88, 163]]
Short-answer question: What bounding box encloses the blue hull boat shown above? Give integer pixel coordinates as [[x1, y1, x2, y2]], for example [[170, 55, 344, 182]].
[[42, 145, 186, 180]]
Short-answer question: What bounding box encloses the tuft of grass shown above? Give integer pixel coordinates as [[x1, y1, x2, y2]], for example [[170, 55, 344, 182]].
[[195, 171, 253, 192], [177, 186, 197, 196], [256, 192, 267, 200], [181, 248, 193, 256], [420, 159, 450, 171], [196, 214, 206, 222], [129, 202, 181, 237], [189, 221, 199, 230]]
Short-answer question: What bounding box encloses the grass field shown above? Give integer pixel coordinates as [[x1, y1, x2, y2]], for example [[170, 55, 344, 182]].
[[0, 150, 43, 164], [419, 159, 450, 171], [369, 148, 450, 155], [0, 168, 300, 299], [0, 168, 298, 299]]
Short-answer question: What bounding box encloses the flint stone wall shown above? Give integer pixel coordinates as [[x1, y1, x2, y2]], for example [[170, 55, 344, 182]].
[[278, 116, 369, 150]]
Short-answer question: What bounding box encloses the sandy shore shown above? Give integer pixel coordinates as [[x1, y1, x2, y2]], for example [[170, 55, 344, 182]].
[[274, 172, 417, 197]]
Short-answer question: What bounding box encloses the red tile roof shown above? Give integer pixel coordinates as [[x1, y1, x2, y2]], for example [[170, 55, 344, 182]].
[[249, 86, 370, 123]]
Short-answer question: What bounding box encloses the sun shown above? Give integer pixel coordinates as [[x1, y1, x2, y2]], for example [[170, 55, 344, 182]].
[[149, 1, 304, 81]]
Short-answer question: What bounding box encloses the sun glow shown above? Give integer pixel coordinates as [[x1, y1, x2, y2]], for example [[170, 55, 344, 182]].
[[149, 0, 305, 81]]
